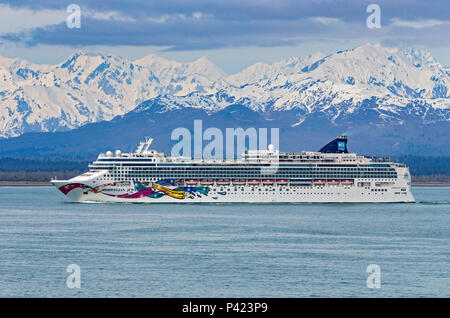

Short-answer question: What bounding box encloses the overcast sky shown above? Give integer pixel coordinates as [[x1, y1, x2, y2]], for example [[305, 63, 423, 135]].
[[0, 0, 449, 73]]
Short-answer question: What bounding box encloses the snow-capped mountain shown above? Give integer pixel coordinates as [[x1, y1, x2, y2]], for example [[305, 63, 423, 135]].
[[0, 52, 225, 137], [0, 43, 449, 138], [136, 43, 449, 122]]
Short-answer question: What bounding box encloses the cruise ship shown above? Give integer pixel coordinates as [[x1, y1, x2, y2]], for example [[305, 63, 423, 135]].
[[51, 136, 415, 203]]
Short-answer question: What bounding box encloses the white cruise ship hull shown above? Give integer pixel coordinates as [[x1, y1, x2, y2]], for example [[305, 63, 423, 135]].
[[51, 180, 415, 203]]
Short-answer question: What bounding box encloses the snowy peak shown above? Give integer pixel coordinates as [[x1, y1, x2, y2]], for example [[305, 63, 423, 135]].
[[134, 54, 226, 95], [400, 47, 442, 70], [0, 56, 17, 68], [186, 56, 226, 80], [227, 52, 326, 85], [291, 43, 449, 99], [134, 53, 180, 68], [134, 54, 225, 80]]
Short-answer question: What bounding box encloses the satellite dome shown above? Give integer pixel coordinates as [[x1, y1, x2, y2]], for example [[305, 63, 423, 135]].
[[115, 150, 122, 157], [106, 151, 113, 157], [268, 144, 275, 152]]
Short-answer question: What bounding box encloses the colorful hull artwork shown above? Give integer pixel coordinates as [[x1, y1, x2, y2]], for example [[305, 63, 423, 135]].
[[57, 179, 218, 201]]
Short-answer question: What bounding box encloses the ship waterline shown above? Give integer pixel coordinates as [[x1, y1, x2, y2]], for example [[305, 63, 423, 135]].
[[51, 136, 415, 203]]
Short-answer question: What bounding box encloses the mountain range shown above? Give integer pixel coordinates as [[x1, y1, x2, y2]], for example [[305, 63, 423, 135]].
[[0, 43, 449, 156]]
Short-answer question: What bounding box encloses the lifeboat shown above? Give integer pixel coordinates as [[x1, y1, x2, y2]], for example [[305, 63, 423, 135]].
[[232, 179, 246, 186], [327, 179, 340, 185], [176, 180, 185, 186], [185, 179, 198, 185], [276, 179, 288, 185], [248, 179, 260, 184], [341, 179, 354, 185], [200, 179, 214, 186], [262, 179, 274, 185], [313, 179, 326, 185], [216, 179, 230, 185]]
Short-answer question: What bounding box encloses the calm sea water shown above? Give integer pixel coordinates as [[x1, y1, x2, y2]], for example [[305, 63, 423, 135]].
[[0, 186, 448, 297]]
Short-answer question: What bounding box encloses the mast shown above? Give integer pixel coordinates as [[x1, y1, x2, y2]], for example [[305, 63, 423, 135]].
[[136, 137, 153, 154]]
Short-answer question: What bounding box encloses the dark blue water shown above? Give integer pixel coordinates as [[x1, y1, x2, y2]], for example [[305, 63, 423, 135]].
[[0, 186, 448, 297]]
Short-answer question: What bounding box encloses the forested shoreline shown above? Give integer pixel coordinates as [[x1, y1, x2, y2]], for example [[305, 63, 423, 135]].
[[0, 156, 449, 182]]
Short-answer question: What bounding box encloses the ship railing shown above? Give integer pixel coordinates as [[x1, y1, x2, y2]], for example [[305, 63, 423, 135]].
[[366, 156, 391, 162]]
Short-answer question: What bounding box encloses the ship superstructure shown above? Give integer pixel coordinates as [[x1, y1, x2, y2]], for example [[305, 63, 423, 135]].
[[51, 136, 415, 203]]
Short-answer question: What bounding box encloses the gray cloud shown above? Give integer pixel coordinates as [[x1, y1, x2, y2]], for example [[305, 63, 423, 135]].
[[3, 0, 450, 21], [0, 0, 449, 50]]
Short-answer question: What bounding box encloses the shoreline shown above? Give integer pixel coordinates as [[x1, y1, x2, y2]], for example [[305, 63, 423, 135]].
[[0, 181, 52, 186], [0, 181, 449, 187], [411, 183, 450, 187]]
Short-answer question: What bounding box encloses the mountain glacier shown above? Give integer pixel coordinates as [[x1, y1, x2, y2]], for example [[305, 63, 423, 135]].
[[0, 43, 449, 138]]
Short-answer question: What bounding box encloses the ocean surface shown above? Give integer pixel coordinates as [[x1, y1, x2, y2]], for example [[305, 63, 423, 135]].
[[0, 186, 448, 297]]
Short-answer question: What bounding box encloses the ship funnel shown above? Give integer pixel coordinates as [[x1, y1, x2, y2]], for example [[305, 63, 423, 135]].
[[319, 136, 348, 153]]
